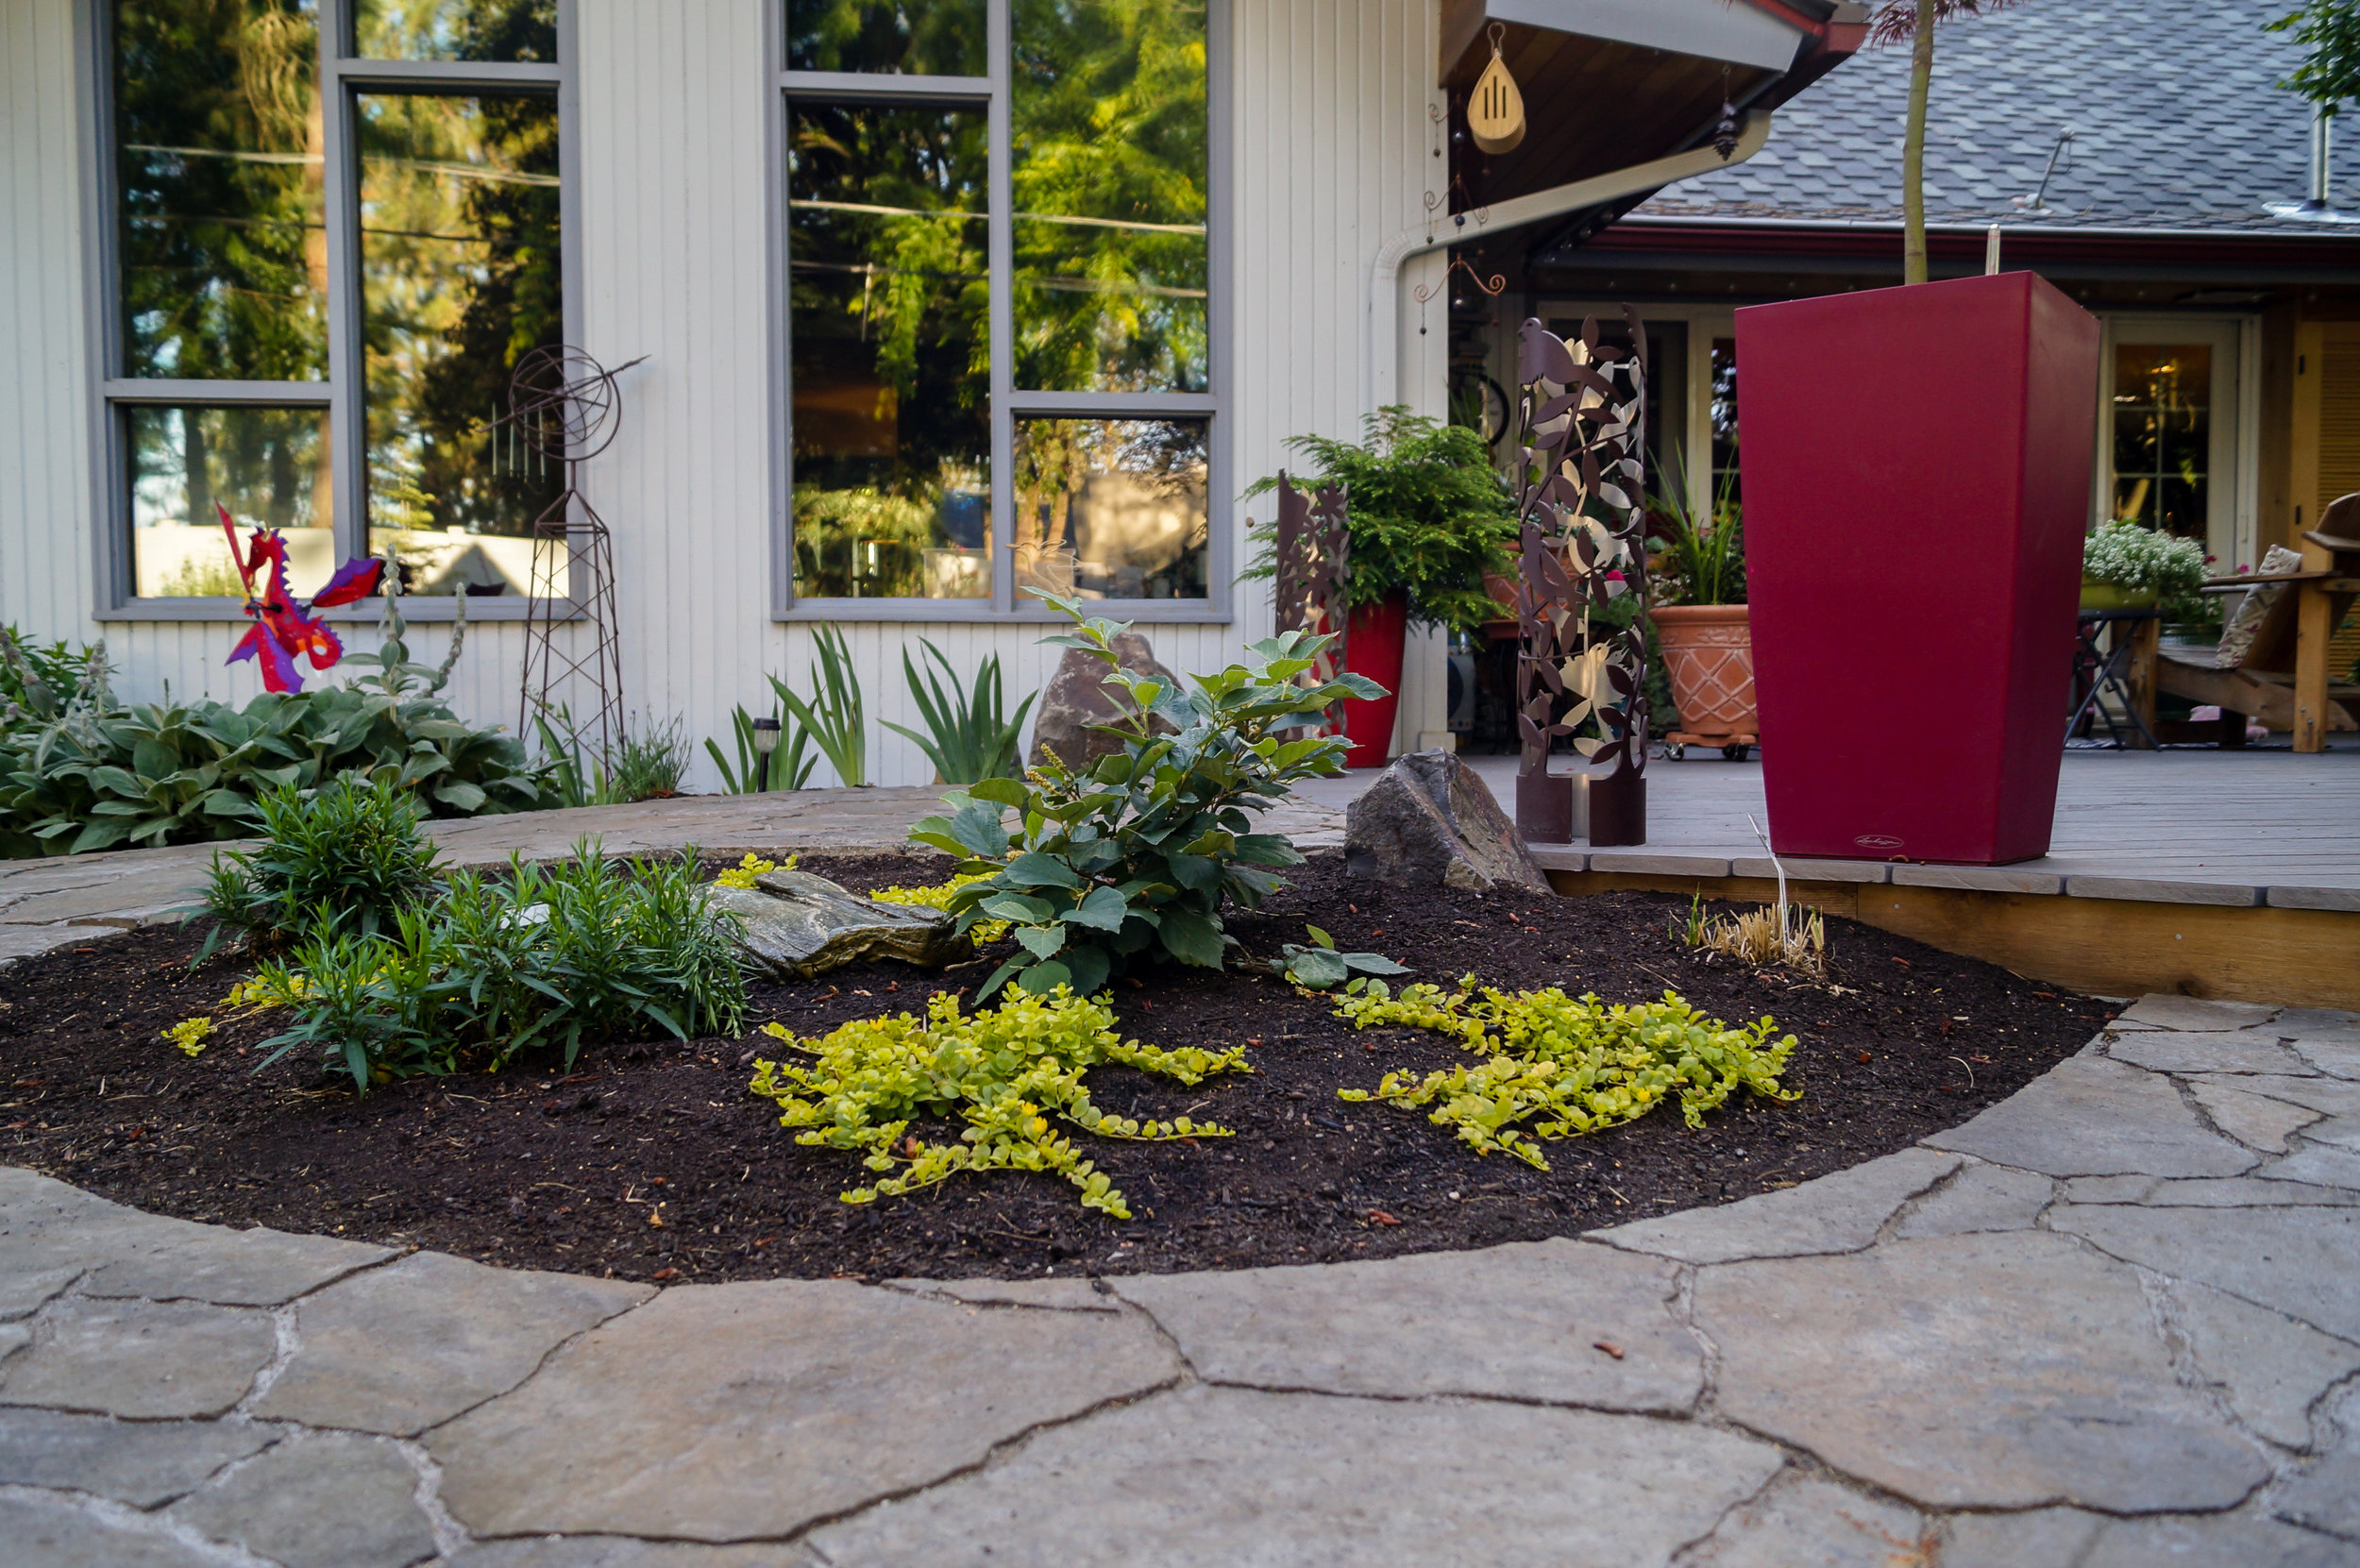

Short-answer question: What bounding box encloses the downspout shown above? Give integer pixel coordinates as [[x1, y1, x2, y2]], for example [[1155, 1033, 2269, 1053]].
[[1368, 108, 1776, 410]]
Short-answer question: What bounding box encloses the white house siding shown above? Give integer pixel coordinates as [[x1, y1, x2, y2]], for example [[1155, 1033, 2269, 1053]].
[[0, 0, 1451, 791]]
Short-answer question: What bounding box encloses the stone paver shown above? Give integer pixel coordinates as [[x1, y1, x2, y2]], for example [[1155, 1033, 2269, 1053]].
[[169, 1432, 438, 1568], [0, 1407, 274, 1506], [806, 1384, 1784, 1568], [1592, 1146, 1960, 1261], [3, 995, 2360, 1560], [2052, 1202, 2360, 1341], [1673, 1472, 1928, 1567], [256, 1252, 651, 1436], [1924, 1055, 2260, 1176], [1696, 1230, 2267, 1511], [0, 1296, 275, 1419], [427, 1278, 1181, 1541], [1112, 1239, 1700, 1410]]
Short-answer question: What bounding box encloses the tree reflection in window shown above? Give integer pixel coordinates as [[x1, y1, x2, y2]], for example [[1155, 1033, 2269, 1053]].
[[2112, 345, 2209, 543], [358, 90, 563, 594]]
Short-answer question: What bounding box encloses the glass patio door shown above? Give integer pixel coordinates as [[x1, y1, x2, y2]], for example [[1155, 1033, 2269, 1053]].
[[2102, 318, 2243, 570]]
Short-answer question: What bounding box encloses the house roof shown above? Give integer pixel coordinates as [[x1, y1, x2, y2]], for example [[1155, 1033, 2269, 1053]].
[[1619, 0, 2360, 239]]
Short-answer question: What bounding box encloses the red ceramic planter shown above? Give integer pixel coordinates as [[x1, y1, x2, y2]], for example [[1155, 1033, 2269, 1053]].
[[1341, 592, 1409, 767]]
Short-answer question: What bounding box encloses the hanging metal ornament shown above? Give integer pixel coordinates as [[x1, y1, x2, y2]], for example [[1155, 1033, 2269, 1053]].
[[1469, 24, 1526, 156], [1712, 68, 1741, 160]]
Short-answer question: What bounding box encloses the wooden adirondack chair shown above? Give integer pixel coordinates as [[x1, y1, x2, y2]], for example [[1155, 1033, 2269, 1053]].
[[2159, 492, 2360, 752]]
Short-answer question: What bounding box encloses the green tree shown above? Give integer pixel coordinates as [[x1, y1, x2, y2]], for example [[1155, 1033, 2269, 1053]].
[[2268, 0, 2360, 119]]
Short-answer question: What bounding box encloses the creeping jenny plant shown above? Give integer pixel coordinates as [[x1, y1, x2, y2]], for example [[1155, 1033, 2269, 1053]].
[[1336, 980, 1798, 1167], [750, 985, 1249, 1216], [912, 594, 1380, 1000]]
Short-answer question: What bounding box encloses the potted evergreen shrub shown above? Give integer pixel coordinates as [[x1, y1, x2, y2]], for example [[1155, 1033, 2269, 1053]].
[[1245, 408, 1515, 766], [2081, 518, 2207, 614], [1646, 458, 1756, 758]]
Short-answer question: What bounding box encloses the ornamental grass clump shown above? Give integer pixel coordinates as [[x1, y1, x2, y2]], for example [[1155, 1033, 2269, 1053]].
[[1335, 979, 1798, 1168], [750, 986, 1250, 1217]]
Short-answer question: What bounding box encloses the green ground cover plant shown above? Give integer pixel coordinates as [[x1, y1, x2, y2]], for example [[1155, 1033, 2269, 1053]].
[[198, 775, 441, 953], [749, 985, 1248, 1217], [912, 595, 1376, 1000], [1335, 979, 1798, 1167], [248, 842, 746, 1090]]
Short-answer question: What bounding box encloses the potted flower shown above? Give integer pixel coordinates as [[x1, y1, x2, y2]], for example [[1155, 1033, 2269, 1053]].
[[1646, 455, 1756, 757], [2081, 518, 2208, 614], [1245, 409, 1516, 766]]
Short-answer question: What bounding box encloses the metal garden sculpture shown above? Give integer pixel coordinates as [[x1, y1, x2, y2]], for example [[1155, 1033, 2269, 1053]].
[[1511, 312, 1649, 847], [1270, 471, 1351, 731], [216, 502, 385, 694]]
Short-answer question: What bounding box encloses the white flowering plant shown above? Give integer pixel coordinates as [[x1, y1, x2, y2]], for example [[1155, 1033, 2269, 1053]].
[[2082, 520, 2209, 597]]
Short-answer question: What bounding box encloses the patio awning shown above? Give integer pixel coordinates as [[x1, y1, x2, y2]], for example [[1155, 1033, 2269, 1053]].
[[1441, 0, 1867, 211]]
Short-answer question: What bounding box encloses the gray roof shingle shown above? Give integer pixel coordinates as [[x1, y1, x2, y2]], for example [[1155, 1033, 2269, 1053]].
[[1632, 0, 2360, 236]]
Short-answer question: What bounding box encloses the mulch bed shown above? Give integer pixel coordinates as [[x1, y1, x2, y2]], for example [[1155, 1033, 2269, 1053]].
[[0, 851, 2112, 1283]]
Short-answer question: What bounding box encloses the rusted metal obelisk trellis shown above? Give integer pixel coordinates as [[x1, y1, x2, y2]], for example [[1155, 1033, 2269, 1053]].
[[1511, 312, 1650, 847], [1271, 470, 1351, 732], [505, 346, 641, 764]]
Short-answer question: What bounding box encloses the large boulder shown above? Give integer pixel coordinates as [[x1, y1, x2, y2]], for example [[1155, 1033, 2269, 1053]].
[[1345, 750, 1549, 894], [1027, 632, 1181, 773], [706, 869, 969, 979]]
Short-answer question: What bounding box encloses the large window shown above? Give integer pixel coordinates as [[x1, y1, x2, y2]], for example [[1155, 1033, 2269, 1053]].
[[779, 0, 1220, 615], [97, 0, 568, 613]]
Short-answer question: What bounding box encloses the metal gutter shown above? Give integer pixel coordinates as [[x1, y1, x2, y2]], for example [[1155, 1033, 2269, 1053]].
[[1596, 212, 2360, 243], [1367, 109, 1775, 410]]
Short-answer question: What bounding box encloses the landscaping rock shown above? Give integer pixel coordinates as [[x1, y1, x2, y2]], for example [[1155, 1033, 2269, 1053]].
[[0, 1407, 275, 1506], [1937, 1507, 2105, 1568], [1890, 1159, 2054, 1239], [170, 1432, 436, 1568], [2117, 995, 2281, 1031], [0, 1296, 276, 1419], [1111, 1239, 1700, 1411], [2171, 1279, 2360, 1448], [2187, 1080, 2322, 1154], [2260, 1145, 2360, 1191], [1027, 632, 1179, 773], [1343, 749, 1548, 893], [1696, 1231, 2267, 1512], [257, 1252, 652, 1436], [2275, 1447, 2360, 1543], [2107, 1029, 2315, 1076], [1923, 1056, 2259, 1177], [1677, 1472, 1928, 1568], [426, 1278, 1180, 1541], [806, 1383, 1782, 1568], [2085, 1510, 2355, 1568], [706, 869, 968, 979], [82, 1224, 393, 1307]]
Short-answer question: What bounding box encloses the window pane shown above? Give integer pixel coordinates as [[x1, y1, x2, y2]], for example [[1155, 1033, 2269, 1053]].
[[126, 404, 336, 598], [352, 0, 556, 62], [113, 0, 327, 380], [1015, 418, 1206, 599], [1012, 0, 1207, 394], [789, 102, 989, 599], [2111, 344, 2209, 545], [359, 91, 563, 596], [786, 0, 986, 75]]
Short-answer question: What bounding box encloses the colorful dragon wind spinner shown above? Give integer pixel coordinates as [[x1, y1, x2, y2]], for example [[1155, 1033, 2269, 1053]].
[[215, 502, 385, 693], [1511, 312, 1650, 848]]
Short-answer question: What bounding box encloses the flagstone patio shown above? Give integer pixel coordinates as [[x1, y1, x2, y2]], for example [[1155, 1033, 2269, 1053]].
[[3, 995, 2356, 1565]]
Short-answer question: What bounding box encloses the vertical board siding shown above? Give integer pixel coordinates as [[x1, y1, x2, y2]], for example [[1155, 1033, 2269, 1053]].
[[3, 0, 1449, 791]]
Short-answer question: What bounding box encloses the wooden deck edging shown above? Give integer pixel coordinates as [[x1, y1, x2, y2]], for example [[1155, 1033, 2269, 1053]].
[[1544, 870, 2360, 1011]]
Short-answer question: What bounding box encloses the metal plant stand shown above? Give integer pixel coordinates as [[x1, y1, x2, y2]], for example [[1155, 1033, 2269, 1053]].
[[1271, 471, 1351, 732], [1509, 312, 1651, 846], [502, 346, 642, 764]]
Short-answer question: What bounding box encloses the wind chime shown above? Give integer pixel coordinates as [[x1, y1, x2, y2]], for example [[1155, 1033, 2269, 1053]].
[[1271, 471, 1351, 732], [1510, 312, 1651, 848], [494, 346, 642, 764]]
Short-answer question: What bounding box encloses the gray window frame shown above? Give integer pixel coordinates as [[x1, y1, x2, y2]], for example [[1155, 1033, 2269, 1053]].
[[80, 0, 581, 624], [767, 0, 1232, 624]]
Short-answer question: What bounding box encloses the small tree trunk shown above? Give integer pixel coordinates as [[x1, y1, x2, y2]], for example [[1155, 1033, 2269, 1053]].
[[1903, 5, 1934, 285]]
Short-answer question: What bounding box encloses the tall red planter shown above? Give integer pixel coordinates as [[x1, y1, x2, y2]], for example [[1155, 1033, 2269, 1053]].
[[1341, 593, 1408, 768], [1737, 273, 2099, 865]]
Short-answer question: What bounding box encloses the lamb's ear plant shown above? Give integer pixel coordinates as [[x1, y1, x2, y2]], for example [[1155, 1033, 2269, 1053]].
[[883, 639, 1037, 784], [910, 594, 1381, 1000], [773, 624, 867, 787]]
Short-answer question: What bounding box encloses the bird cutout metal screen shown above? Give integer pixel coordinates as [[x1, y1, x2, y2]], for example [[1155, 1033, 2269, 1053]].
[[1271, 471, 1350, 733]]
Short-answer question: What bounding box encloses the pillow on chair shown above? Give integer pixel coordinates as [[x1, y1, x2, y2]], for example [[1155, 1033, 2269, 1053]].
[[2214, 544, 2305, 669]]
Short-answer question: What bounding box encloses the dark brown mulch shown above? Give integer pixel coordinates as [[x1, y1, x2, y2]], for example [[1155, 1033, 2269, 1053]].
[[0, 851, 2112, 1284]]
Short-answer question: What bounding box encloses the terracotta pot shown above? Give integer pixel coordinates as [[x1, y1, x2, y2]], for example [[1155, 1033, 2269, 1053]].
[[1652, 602, 1756, 742], [1341, 592, 1409, 767]]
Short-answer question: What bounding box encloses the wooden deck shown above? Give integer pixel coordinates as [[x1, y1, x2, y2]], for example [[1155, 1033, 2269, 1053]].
[[1299, 747, 2360, 1007]]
